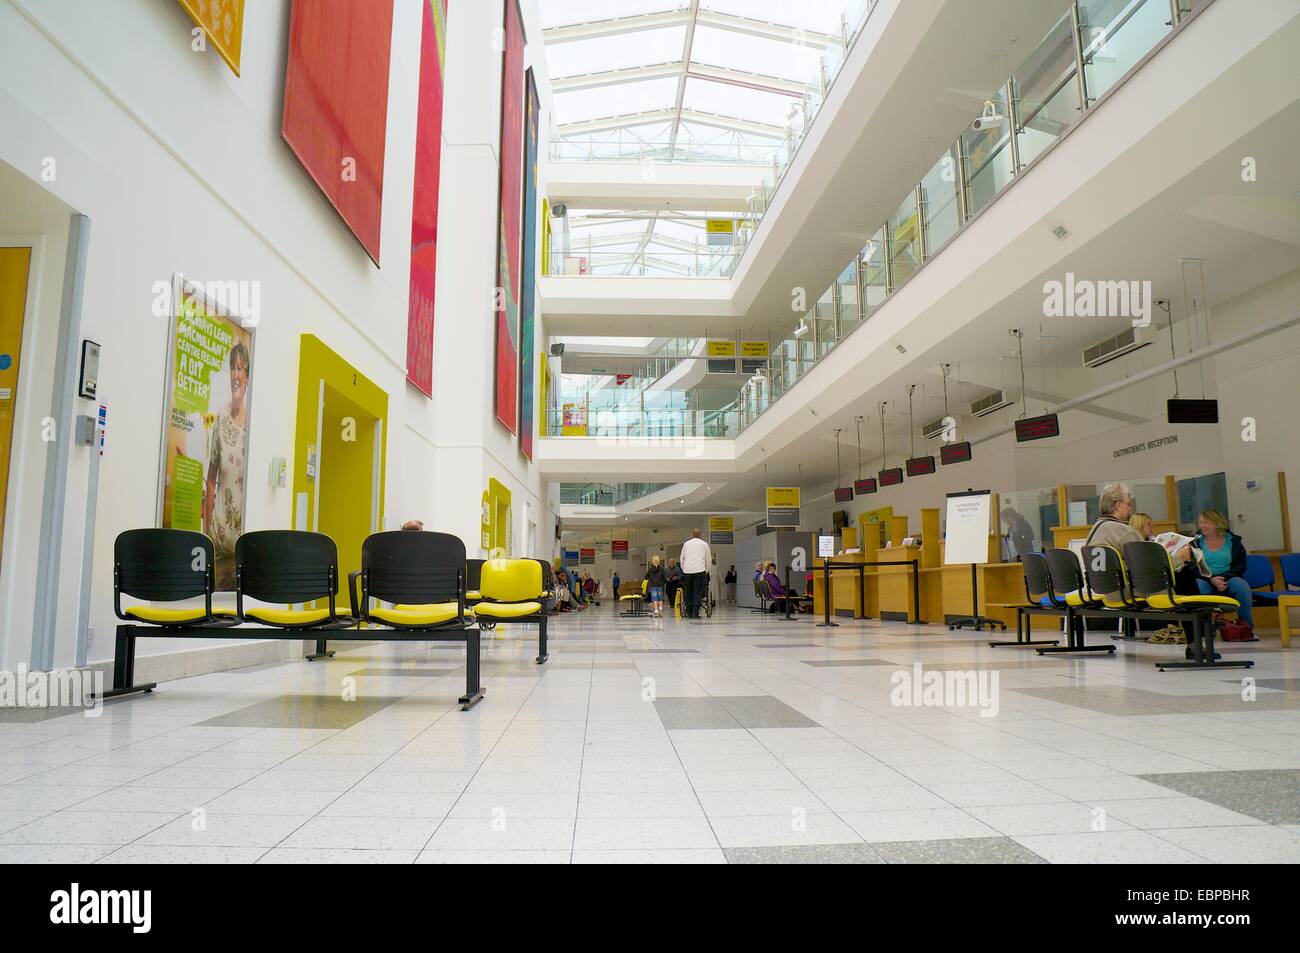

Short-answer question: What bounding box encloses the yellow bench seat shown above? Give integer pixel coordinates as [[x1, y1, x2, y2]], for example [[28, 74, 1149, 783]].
[[241, 607, 333, 627], [370, 603, 463, 627], [124, 606, 238, 625], [1144, 593, 1239, 612], [474, 601, 542, 619]]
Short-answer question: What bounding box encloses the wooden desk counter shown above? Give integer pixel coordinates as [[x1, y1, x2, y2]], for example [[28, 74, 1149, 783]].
[[875, 547, 926, 622], [812, 552, 878, 619]]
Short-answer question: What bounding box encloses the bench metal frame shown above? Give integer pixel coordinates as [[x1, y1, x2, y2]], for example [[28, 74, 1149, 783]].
[[104, 622, 487, 709]]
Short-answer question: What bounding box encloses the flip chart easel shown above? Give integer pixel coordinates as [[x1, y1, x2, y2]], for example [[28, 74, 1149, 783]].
[[944, 490, 1006, 633]]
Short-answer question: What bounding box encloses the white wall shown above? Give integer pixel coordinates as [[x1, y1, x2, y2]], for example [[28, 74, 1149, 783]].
[[0, 0, 556, 672]]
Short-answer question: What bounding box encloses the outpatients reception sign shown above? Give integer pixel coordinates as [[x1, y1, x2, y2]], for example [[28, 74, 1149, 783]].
[[159, 278, 254, 590]]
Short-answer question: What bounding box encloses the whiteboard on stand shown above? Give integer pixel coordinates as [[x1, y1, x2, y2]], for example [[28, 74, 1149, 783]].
[[944, 491, 992, 566]]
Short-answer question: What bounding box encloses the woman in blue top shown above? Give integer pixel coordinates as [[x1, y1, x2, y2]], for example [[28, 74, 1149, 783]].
[[1194, 509, 1252, 628]]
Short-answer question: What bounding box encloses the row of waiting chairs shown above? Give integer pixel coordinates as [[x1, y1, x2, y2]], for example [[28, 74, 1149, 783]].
[[1013, 540, 1263, 670], [114, 528, 552, 641]]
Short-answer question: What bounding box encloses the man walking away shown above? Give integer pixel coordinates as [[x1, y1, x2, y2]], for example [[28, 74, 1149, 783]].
[[680, 529, 712, 619]]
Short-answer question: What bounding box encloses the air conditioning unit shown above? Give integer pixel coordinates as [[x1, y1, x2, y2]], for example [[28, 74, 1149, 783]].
[[921, 416, 949, 439], [970, 390, 1013, 418], [1082, 326, 1151, 368]]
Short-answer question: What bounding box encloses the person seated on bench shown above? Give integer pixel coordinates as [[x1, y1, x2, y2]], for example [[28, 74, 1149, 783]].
[[1088, 486, 1192, 636], [554, 570, 572, 611], [1193, 509, 1253, 630], [1129, 512, 1190, 641], [1086, 484, 1145, 554], [762, 561, 794, 613]]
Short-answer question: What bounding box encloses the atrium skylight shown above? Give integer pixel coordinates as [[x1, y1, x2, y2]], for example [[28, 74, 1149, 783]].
[[542, 0, 862, 274]]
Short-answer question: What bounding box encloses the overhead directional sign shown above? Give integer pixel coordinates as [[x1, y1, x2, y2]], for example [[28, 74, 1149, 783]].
[[766, 487, 800, 528], [709, 516, 734, 545]]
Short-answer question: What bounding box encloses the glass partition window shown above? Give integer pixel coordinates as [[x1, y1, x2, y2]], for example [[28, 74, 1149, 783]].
[[813, 288, 837, 359], [1012, 10, 1079, 167], [999, 488, 1059, 558], [835, 261, 860, 337], [1078, 0, 1171, 104], [919, 146, 962, 256], [859, 228, 888, 318], [886, 191, 922, 287], [1225, 473, 1286, 552]]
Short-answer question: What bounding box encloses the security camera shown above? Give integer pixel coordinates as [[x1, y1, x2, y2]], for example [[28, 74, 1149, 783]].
[[971, 100, 1004, 132]]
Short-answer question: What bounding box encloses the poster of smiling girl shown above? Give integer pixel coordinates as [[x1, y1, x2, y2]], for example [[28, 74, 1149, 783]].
[[157, 274, 255, 590]]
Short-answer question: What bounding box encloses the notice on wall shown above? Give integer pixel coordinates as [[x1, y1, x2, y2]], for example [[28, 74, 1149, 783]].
[[709, 516, 734, 545], [766, 487, 801, 528], [943, 490, 992, 566], [158, 276, 254, 591]]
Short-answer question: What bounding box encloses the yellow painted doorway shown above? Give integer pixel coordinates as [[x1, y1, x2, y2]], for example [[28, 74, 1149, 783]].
[[0, 247, 31, 575], [292, 335, 387, 604]]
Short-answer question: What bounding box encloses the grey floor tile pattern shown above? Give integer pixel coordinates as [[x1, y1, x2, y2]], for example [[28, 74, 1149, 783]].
[[654, 695, 819, 730], [1010, 685, 1300, 716], [1136, 769, 1300, 825], [197, 695, 405, 729], [1232, 678, 1300, 692], [654, 698, 746, 730], [3, 607, 1299, 863], [872, 836, 1048, 864], [724, 843, 883, 864], [801, 658, 896, 667]]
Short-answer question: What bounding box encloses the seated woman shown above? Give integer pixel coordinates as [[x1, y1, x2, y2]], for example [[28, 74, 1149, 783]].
[[1129, 512, 1190, 640], [762, 561, 794, 613], [1193, 509, 1253, 630]]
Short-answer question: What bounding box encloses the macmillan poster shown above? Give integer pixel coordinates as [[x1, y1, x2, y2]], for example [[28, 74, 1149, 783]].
[[158, 277, 254, 590]]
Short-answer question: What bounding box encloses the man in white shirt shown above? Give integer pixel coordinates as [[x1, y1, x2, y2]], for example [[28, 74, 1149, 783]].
[[679, 529, 712, 619]]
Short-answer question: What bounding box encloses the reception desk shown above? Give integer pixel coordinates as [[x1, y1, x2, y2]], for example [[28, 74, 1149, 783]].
[[810, 546, 927, 623]]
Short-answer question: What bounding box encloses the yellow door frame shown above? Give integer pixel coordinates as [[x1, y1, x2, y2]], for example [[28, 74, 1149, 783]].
[[0, 247, 32, 574], [292, 335, 388, 546]]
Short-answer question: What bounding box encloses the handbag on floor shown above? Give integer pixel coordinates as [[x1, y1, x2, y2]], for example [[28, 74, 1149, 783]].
[[1213, 611, 1256, 642]]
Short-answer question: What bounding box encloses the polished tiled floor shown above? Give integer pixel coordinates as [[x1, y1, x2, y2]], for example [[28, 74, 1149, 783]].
[[2, 607, 1299, 864]]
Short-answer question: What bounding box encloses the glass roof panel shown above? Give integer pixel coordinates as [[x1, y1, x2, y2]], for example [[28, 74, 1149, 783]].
[[689, 27, 823, 82], [681, 78, 794, 126], [698, 0, 851, 34], [541, 0, 679, 29], [544, 26, 686, 78], [542, 0, 855, 160], [552, 77, 679, 124]]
